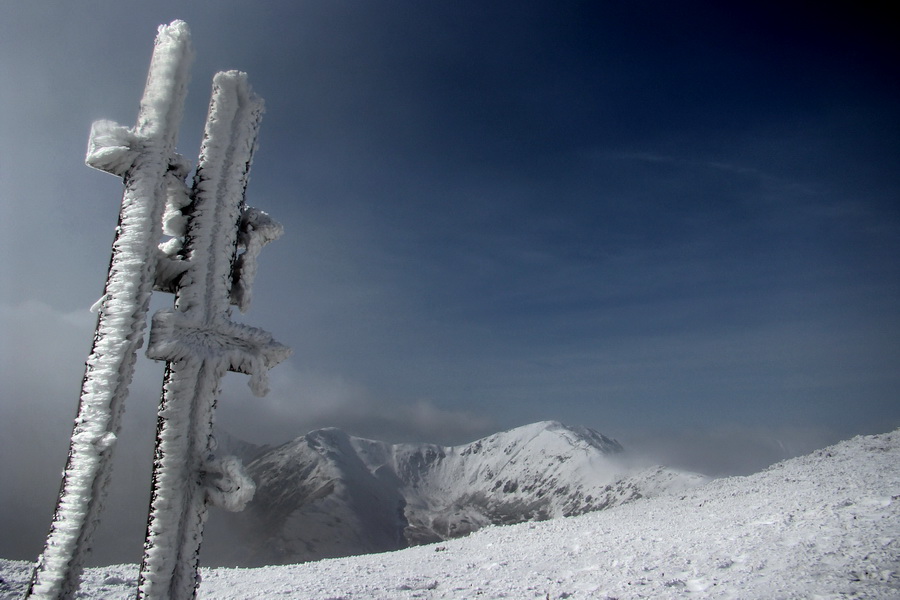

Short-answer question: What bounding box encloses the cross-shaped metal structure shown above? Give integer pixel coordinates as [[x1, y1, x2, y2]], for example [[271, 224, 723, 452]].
[[26, 21, 289, 600], [138, 69, 289, 600]]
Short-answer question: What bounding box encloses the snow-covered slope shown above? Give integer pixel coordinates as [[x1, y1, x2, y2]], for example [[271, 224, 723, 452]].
[[225, 421, 705, 565], [3, 428, 897, 599]]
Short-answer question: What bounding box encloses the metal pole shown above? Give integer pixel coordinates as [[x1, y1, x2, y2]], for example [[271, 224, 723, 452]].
[[137, 71, 289, 600], [26, 21, 193, 600]]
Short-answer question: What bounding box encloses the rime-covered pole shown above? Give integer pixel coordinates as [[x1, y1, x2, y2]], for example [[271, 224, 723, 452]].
[[26, 21, 193, 600], [137, 72, 289, 600]]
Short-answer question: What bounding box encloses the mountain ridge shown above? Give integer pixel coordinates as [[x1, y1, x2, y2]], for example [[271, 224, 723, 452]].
[[218, 420, 707, 565]]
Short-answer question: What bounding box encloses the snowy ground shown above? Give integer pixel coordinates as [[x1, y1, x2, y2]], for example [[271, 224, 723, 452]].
[[3, 429, 898, 599]]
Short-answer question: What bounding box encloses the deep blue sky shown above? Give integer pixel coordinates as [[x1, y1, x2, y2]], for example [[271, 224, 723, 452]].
[[1, 0, 899, 562]]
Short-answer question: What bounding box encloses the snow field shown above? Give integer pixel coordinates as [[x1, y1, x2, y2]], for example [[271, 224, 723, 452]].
[[3, 429, 897, 599]]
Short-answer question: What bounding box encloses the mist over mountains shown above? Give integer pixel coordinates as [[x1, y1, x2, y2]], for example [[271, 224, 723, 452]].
[[209, 421, 706, 565]]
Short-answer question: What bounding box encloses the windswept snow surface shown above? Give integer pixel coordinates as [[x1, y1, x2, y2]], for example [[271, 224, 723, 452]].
[[3, 429, 898, 599]]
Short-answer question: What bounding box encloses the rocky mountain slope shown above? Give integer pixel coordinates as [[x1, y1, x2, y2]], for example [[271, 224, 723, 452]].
[[219, 421, 706, 565]]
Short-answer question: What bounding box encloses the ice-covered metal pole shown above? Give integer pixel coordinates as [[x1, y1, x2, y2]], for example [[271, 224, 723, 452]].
[[26, 21, 193, 600], [137, 71, 289, 600]]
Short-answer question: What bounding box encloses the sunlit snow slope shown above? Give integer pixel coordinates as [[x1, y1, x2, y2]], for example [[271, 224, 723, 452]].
[[2, 428, 897, 599], [219, 421, 705, 564]]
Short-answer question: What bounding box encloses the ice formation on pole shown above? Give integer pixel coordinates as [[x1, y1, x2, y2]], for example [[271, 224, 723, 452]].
[[137, 71, 289, 600], [28, 21, 288, 600], [26, 21, 193, 600]]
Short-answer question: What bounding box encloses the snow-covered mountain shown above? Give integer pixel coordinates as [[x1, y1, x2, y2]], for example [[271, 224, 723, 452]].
[[3, 428, 897, 599], [221, 421, 706, 565]]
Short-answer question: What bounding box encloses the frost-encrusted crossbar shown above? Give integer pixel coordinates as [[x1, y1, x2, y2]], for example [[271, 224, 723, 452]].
[[27, 21, 289, 600]]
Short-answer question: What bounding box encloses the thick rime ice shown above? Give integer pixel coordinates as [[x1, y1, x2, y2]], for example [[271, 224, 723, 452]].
[[27, 22, 287, 600], [147, 311, 288, 396], [26, 20, 193, 600], [153, 159, 194, 293], [203, 456, 256, 512], [231, 207, 284, 313], [85, 120, 139, 177], [137, 70, 288, 600]]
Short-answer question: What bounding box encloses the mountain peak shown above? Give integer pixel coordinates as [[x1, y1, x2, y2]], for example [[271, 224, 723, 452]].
[[220, 422, 705, 566], [490, 420, 624, 455]]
